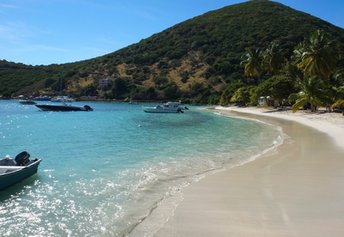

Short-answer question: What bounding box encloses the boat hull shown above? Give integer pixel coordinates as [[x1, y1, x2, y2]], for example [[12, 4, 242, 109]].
[[35, 104, 93, 112], [0, 160, 41, 190]]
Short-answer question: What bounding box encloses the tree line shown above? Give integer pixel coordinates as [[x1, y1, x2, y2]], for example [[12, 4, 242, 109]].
[[220, 30, 344, 112]]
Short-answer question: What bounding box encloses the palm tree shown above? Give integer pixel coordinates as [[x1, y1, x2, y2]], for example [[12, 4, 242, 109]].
[[263, 41, 285, 75], [240, 48, 263, 84], [331, 99, 344, 113], [294, 30, 338, 80], [327, 70, 344, 111], [290, 76, 330, 112]]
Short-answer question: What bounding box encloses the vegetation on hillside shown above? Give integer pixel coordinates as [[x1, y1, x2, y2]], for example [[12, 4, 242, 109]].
[[0, 0, 343, 107], [227, 30, 343, 112]]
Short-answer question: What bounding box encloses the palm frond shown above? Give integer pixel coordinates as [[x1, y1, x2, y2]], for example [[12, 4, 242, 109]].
[[291, 97, 308, 113], [332, 99, 344, 109]]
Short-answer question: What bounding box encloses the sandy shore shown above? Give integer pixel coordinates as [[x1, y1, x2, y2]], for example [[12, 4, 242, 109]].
[[131, 107, 344, 237], [215, 106, 344, 150]]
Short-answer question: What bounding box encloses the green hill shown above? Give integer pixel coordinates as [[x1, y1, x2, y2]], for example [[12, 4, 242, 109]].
[[1, 0, 344, 102]]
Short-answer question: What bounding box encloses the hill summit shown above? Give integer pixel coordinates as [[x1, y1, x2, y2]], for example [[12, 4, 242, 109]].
[[1, 0, 344, 102]]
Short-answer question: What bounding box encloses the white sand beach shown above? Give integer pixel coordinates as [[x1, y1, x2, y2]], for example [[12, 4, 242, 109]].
[[216, 106, 344, 150], [134, 107, 344, 237]]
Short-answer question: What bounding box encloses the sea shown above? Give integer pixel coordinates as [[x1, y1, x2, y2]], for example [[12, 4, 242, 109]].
[[0, 100, 283, 236]]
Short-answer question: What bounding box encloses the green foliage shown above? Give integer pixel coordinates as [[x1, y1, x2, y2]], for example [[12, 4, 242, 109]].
[[187, 82, 213, 103], [289, 30, 342, 111], [256, 74, 298, 104], [213, 58, 233, 75], [180, 71, 190, 83], [332, 99, 344, 110], [219, 82, 244, 105], [262, 41, 285, 74], [111, 78, 131, 99], [330, 70, 344, 101], [50, 78, 66, 92], [44, 78, 56, 88], [207, 94, 221, 105], [294, 30, 339, 80], [153, 75, 169, 89], [290, 76, 329, 112], [0, 60, 60, 96], [157, 60, 169, 70], [145, 87, 157, 100], [188, 82, 206, 97], [132, 86, 158, 100], [163, 83, 180, 99], [240, 48, 263, 80], [80, 84, 98, 96], [230, 86, 256, 106]]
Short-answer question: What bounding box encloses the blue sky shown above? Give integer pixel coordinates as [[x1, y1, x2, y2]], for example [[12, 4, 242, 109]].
[[0, 0, 343, 66]]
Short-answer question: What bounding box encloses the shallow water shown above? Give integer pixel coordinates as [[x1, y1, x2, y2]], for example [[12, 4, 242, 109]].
[[0, 100, 282, 236]]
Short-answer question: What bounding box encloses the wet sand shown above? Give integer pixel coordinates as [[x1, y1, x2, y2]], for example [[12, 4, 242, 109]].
[[152, 109, 344, 237]]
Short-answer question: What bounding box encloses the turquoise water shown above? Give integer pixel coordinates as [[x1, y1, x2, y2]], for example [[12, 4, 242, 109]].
[[0, 100, 281, 236]]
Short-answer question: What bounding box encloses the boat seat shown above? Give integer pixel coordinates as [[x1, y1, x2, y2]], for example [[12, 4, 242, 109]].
[[0, 158, 16, 166]]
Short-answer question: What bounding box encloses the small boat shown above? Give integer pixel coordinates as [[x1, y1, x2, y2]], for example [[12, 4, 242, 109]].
[[35, 104, 93, 112], [33, 95, 51, 101], [51, 96, 75, 102], [0, 151, 41, 190], [143, 102, 186, 113], [19, 99, 36, 105]]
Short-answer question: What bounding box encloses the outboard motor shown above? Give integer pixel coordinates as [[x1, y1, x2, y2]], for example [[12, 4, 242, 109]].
[[15, 151, 30, 166], [84, 105, 93, 111]]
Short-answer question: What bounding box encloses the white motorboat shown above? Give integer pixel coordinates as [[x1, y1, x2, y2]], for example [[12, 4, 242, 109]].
[[51, 96, 75, 102], [143, 102, 186, 113], [33, 95, 51, 101]]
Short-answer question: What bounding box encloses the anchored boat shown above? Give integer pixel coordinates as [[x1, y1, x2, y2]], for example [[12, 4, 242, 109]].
[[35, 104, 93, 112], [143, 102, 187, 113], [0, 151, 41, 190]]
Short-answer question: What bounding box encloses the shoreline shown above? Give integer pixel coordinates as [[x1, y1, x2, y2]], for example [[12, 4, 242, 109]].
[[133, 106, 344, 237], [214, 106, 344, 150]]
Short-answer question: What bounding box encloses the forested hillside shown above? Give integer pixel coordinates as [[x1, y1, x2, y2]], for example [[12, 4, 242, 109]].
[[1, 0, 343, 104]]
